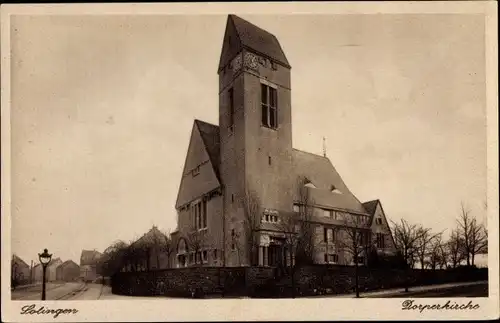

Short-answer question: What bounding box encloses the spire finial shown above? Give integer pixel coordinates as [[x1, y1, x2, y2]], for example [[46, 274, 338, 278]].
[[323, 136, 327, 157]]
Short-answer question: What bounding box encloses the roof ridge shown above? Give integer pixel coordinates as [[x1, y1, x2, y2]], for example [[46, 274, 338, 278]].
[[194, 119, 219, 128], [230, 15, 276, 43], [292, 148, 327, 159]]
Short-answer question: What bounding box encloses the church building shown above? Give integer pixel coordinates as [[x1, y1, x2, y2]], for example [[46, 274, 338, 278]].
[[172, 15, 396, 268]]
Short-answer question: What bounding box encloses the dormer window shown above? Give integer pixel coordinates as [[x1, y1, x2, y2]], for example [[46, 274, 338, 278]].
[[192, 166, 200, 177], [304, 182, 316, 188], [331, 185, 342, 194]]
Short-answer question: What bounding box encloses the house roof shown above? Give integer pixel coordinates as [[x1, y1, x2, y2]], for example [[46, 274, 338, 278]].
[[59, 260, 79, 268], [195, 119, 220, 181], [362, 200, 379, 216], [131, 225, 170, 247], [47, 257, 62, 267], [292, 149, 368, 214], [218, 15, 290, 72], [80, 250, 102, 266], [12, 254, 29, 268]]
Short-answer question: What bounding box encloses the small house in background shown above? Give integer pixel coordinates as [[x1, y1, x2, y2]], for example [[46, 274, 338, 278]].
[[33, 257, 62, 282], [121, 226, 172, 272], [56, 260, 80, 282], [80, 249, 102, 282], [33, 263, 43, 283], [11, 255, 31, 285], [47, 258, 62, 282]]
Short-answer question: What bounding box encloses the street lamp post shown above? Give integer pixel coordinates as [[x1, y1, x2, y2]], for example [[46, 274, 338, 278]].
[[38, 248, 52, 301]]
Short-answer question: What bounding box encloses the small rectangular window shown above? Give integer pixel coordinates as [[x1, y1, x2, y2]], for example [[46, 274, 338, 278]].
[[323, 227, 328, 242], [268, 156, 272, 165], [293, 204, 300, 213]]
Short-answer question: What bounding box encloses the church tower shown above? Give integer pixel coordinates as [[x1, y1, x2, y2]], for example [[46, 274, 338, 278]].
[[218, 15, 294, 266]]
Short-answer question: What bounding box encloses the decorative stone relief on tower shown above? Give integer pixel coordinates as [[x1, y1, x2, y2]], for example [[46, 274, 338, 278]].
[[232, 53, 242, 72], [243, 51, 259, 71]]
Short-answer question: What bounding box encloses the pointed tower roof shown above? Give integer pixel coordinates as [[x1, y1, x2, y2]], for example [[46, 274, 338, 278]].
[[218, 15, 290, 72]]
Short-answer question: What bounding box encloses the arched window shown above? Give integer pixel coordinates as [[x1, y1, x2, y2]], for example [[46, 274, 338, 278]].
[[177, 238, 188, 254]]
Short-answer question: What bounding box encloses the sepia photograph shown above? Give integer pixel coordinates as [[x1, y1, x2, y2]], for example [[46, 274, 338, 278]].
[[1, 2, 498, 322]]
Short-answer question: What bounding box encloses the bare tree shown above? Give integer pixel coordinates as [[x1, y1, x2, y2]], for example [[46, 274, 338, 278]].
[[415, 227, 440, 270], [99, 240, 129, 276], [159, 231, 174, 268], [294, 177, 316, 266], [337, 212, 371, 298], [427, 233, 446, 270], [279, 209, 300, 268], [446, 229, 465, 268], [469, 221, 488, 266], [391, 219, 424, 292], [241, 187, 261, 266], [187, 230, 205, 266], [457, 203, 488, 266], [147, 228, 174, 269]]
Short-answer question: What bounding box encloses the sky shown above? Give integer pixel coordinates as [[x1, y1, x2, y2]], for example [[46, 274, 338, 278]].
[[9, 14, 487, 266]]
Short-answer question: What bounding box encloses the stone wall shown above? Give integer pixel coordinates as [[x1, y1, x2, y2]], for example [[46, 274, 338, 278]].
[[112, 265, 488, 298], [112, 267, 251, 297]]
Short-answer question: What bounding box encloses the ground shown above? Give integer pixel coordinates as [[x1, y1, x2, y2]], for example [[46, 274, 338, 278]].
[[10, 281, 488, 300]]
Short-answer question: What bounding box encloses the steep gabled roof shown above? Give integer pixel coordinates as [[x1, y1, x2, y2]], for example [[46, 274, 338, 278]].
[[175, 120, 222, 208], [362, 200, 379, 216], [218, 15, 290, 72], [195, 120, 220, 181], [292, 149, 367, 214], [12, 254, 29, 268]]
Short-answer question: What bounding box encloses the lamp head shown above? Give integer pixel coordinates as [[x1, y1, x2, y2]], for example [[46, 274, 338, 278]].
[[38, 248, 52, 266]]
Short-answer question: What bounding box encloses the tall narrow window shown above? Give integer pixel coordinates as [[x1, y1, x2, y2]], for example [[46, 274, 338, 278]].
[[202, 200, 207, 228], [228, 88, 234, 130], [197, 203, 202, 229], [261, 83, 278, 129]]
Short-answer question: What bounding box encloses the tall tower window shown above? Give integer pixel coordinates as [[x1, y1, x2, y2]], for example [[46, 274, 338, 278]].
[[261, 83, 278, 129], [228, 88, 234, 131]]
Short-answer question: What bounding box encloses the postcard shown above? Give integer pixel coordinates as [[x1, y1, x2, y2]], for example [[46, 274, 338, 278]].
[[1, 1, 498, 322]]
